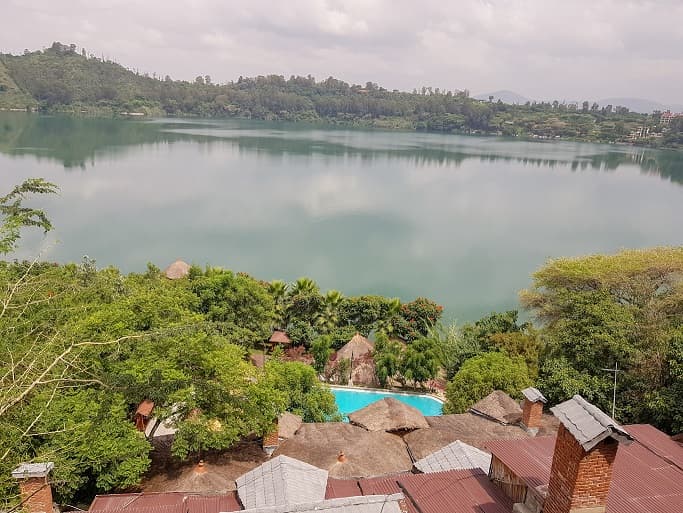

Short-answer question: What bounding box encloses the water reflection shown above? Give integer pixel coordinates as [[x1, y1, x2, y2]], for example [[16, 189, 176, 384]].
[[1, 113, 682, 321], [1, 113, 682, 185]]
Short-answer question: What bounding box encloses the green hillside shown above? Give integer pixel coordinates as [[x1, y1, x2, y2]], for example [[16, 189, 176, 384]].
[[1, 42, 681, 147], [0, 58, 36, 109]]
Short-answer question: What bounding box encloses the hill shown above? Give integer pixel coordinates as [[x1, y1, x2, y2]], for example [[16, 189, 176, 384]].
[[0, 42, 681, 148]]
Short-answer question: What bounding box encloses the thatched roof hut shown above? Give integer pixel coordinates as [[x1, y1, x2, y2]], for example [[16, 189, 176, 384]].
[[469, 390, 523, 425], [278, 412, 303, 439], [164, 260, 191, 280], [336, 333, 374, 361], [348, 398, 429, 433], [275, 423, 412, 478], [349, 355, 379, 388], [269, 330, 292, 345]]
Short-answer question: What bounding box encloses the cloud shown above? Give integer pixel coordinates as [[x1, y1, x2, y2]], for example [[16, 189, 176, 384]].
[[1, 0, 682, 103]]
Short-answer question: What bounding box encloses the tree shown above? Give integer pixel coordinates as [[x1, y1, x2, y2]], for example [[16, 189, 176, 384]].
[[521, 247, 683, 428], [0, 178, 58, 254], [400, 337, 440, 387], [444, 352, 531, 413], [315, 290, 344, 334], [373, 333, 403, 387], [310, 335, 333, 374], [424, 323, 481, 379], [395, 297, 443, 341]]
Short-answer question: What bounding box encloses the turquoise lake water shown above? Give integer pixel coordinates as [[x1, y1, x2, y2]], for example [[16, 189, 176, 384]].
[[331, 387, 443, 417]]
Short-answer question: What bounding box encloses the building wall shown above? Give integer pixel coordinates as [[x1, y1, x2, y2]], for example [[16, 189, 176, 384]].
[[544, 424, 617, 513], [489, 455, 527, 504], [18, 477, 53, 513]]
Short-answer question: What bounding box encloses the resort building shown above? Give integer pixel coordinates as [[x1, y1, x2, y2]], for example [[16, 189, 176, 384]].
[[16, 393, 682, 513]]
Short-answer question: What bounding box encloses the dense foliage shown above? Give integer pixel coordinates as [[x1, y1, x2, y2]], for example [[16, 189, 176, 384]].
[[443, 352, 532, 413], [1, 43, 681, 147], [521, 247, 683, 431]]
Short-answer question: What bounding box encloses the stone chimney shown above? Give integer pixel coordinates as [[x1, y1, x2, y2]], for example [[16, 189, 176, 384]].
[[11, 463, 54, 513], [520, 387, 547, 435], [545, 396, 632, 513]]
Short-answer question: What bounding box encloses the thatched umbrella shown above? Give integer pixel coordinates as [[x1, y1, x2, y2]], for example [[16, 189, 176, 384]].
[[164, 260, 191, 280], [348, 398, 429, 433], [336, 333, 374, 361], [274, 422, 412, 478], [469, 390, 523, 425]]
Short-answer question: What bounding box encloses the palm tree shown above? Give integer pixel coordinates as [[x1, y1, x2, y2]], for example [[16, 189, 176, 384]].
[[375, 298, 401, 335], [315, 290, 344, 334], [290, 277, 319, 297], [269, 280, 288, 328]]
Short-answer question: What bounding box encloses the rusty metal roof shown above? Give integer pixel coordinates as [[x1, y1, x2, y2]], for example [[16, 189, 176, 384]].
[[486, 423, 683, 513], [325, 478, 361, 499], [325, 469, 513, 513], [89, 492, 241, 513]]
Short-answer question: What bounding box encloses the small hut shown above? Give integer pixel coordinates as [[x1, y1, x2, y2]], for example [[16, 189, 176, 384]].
[[336, 333, 374, 361], [348, 398, 429, 433], [468, 390, 523, 425], [164, 260, 191, 280], [266, 329, 291, 351]]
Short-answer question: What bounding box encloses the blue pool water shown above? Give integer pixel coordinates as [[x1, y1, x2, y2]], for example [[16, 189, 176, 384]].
[[331, 387, 443, 417]]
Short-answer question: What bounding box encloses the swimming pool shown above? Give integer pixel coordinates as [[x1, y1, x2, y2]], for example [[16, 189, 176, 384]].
[[331, 386, 443, 417]]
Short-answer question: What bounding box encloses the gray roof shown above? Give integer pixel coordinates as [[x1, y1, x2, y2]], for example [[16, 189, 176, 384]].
[[236, 455, 328, 509], [239, 494, 405, 513], [11, 462, 54, 478], [550, 395, 633, 451], [413, 440, 492, 474], [521, 387, 547, 404]]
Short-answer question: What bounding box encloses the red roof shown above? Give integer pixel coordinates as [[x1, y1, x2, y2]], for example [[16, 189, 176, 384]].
[[136, 400, 155, 417], [269, 330, 291, 344], [486, 424, 683, 513], [325, 469, 512, 513], [89, 492, 241, 513]]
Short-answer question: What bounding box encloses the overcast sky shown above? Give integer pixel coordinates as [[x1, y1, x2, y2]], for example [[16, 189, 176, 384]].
[[2, 0, 682, 104]]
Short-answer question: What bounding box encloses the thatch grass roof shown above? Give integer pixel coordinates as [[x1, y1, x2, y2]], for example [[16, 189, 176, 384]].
[[349, 355, 378, 388], [404, 412, 559, 458], [278, 412, 303, 439], [348, 398, 429, 433], [274, 423, 412, 478], [164, 260, 191, 280], [336, 333, 374, 361], [469, 390, 523, 425], [269, 330, 292, 344]]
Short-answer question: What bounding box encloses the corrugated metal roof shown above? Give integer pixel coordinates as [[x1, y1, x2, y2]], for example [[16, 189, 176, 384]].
[[397, 469, 513, 513], [521, 387, 547, 404], [486, 423, 683, 513], [326, 468, 512, 513], [413, 439, 492, 474], [325, 478, 362, 499], [236, 455, 328, 509], [238, 494, 405, 513], [550, 395, 632, 450], [89, 492, 241, 513]]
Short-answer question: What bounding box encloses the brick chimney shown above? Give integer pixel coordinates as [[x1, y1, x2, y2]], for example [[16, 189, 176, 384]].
[[520, 387, 547, 435], [11, 463, 54, 513], [545, 396, 632, 513]]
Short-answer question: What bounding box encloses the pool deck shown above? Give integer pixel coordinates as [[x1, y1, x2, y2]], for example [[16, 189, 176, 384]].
[[328, 384, 445, 404]]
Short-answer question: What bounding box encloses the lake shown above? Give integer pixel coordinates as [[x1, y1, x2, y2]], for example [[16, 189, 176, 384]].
[[1, 113, 682, 320]]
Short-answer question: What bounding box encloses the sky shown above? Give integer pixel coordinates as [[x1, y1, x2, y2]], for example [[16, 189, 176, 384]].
[[2, 0, 682, 104]]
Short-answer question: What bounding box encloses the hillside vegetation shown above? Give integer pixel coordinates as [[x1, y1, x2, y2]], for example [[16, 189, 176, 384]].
[[1, 42, 682, 147]]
